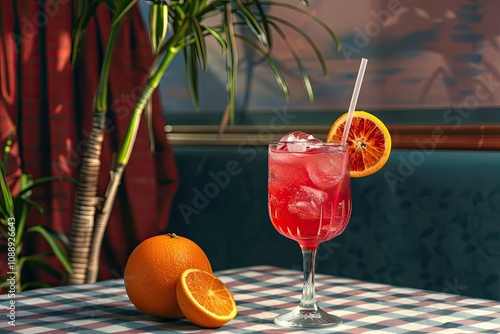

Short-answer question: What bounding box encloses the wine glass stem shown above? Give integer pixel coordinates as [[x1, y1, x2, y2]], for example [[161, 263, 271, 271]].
[[299, 247, 318, 312]]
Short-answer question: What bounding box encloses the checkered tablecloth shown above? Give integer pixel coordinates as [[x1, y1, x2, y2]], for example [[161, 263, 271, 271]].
[[1, 265, 500, 333]]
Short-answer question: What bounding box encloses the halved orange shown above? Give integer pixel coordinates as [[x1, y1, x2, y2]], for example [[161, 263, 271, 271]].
[[327, 111, 391, 178], [176, 269, 237, 328]]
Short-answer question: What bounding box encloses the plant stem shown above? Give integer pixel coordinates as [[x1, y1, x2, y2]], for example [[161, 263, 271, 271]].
[[117, 51, 178, 166], [65, 112, 106, 285], [85, 49, 178, 283], [66, 22, 123, 285], [85, 164, 124, 283], [96, 23, 123, 113]]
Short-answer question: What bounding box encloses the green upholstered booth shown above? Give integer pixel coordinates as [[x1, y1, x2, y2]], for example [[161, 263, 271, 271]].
[[166, 146, 500, 301]]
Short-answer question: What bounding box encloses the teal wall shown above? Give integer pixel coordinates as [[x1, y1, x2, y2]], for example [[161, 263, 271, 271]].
[[166, 146, 500, 301]]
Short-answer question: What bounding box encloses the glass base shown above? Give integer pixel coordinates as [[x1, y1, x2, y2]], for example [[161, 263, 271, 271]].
[[274, 305, 342, 328]]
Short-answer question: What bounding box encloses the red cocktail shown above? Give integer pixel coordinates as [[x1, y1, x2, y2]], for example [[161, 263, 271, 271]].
[[268, 137, 352, 328]]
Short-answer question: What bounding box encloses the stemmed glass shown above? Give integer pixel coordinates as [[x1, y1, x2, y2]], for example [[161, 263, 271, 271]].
[[268, 140, 352, 328]]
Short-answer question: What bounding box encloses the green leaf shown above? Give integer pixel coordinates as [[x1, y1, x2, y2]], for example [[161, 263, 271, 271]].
[[23, 255, 64, 280], [17, 197, 44, 214], [183, 45, 200, 110], [26, 226, 73, 274], [18, 173, 32, 198], [75, 0, 88, 18], [0, 168, 14, 218], [235, 34, 289, 100], [0, 159, 5, 184], [70, 1, 102, 65], [149, 1, 169, 55], [267, 21, 314, 102], [14, 197, 29, 245], [186, 0, 206, 15], [233, 0, 268, 46], [268, 15, 328, 78], [110, 0, 138, 28], [252, 0, 272, 48], [145, 97, 155, 154], [1, 130, 15, 175], [203, 25, 227, 54], [262, 1, 341, 51], [18, 176, 77, 198], [223, 2, 238, 125], [198, 0, 226, 17], [190, 17, 208, 72], [0, 226, 8, 239], [37, 225, 70, 248]]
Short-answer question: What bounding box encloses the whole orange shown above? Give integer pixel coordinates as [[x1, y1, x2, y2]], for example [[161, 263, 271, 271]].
[[124, 233, 212, 318]]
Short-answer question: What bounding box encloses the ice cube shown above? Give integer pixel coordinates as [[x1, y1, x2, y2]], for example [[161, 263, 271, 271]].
[[280, 131, 319, 142], [288, 186, 327, 219], [307, 154, 345, 188], [278, 131, 322, 152], [309, 166, 342, 188]]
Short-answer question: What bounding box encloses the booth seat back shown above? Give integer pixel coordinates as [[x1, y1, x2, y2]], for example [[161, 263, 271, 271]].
[[166, 146, 500, 301]]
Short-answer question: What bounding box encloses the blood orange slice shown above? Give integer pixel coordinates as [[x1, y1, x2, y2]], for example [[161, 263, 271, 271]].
[[327, 111, 391, 178]]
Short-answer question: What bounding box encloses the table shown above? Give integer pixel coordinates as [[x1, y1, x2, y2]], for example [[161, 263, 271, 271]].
[[2, 266, 500, 333]]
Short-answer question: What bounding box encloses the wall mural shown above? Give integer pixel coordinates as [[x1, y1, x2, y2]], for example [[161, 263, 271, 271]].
[[140, 0, 500, 115]]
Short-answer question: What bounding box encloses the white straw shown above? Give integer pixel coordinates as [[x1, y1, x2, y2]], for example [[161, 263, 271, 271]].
[[341, 58, 368, 145]]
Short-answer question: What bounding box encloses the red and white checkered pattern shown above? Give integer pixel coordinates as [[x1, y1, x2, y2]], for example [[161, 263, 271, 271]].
[[1, 266, 499, 333]]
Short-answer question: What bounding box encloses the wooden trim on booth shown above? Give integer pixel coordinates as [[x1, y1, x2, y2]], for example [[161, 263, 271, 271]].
[[389, 124, 500, 151], [165, 124, 500, 151]]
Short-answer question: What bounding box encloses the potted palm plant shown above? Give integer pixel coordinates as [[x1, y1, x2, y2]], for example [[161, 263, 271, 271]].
[[66, 0, 341, 284], [0, 133, 75, 291]]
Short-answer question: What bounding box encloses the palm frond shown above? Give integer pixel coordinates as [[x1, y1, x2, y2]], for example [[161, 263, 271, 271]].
[[267, 20, 314, 102], [110, 0, 137, 28], [70, 0, 102, 65], [203, 25, 227, 53], [149, 1, 169, 54], [0, 168, 13, 219], [235, 34, 289, 100], [21, 255, 64, 280], [18, 176, 77, 198], [223, 2, 239, 126], [267, 14, 329, 78], [183, 45, 201, 110], [251, 0, 273, 48], [13, 198, 29, 248], [233, 0, 268, 46], [27, 226, 73, 274], [17, 197, 44, 214], [191, 17, 208, 71], [261, 1, 341, 51]]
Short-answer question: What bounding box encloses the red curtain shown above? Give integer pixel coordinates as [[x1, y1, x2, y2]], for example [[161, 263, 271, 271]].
[[0, 1, 178, 283]]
